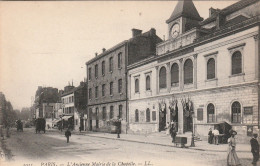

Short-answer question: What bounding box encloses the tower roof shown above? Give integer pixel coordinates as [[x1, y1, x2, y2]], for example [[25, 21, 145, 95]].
[[166, 0, 203, 24]]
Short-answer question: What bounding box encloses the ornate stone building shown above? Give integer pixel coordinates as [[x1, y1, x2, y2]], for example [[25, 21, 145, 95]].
[[127, 0, 260, 142]]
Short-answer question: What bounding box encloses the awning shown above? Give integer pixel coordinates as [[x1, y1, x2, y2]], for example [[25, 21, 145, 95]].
[[62, 116, 73, 121]]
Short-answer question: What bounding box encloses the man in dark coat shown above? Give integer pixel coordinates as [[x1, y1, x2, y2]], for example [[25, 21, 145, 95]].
[[170, 123, 177, 143], [65, 129, 71, 143], [250, 133, 259, 165]]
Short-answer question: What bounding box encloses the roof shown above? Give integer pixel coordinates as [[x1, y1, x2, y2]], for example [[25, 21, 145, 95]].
[[61, 82, 87, 97], [166, 0, 203, 24], [201, 0, 258, 25]]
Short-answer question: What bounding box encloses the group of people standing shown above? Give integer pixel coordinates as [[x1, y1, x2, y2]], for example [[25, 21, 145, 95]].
[[208, 127, 260, 166], [166, 121, 177, 143]]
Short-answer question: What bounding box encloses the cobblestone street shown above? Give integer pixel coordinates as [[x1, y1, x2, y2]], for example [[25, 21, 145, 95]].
[[0, 128, 256, 166]]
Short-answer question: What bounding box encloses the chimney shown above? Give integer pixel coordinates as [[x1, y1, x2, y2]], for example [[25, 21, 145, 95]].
[[209, 7, 220, 17], [132, 28, 142, 37], [216, 12, 225, 29], [95, 52, 98, 57], [150, 28, 156, 36], [102, 48, 106, 52], [80, 81, 84, 86]]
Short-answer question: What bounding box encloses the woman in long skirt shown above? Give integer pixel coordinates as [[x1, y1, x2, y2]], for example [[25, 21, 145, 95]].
[[227, 131, 241, 166]]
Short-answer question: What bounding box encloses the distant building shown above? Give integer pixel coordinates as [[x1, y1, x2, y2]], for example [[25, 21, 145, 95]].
[[86, 28, 162, 133], [60, 81, 88, 131], [127, 0, 260, 143]]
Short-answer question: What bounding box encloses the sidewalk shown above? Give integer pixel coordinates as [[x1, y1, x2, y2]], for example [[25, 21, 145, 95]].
[[77, 131, 251, 153]]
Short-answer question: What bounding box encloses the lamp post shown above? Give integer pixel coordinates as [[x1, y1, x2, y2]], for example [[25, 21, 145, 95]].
[[190, 113, 195, 147]]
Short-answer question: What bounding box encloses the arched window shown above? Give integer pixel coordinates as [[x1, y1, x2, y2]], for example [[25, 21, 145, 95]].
[[102, 61, 105, 75], [95, 107, 99, 120], [184, 59, 193, 84], [232, 51, 242, 75], [146, 76, 150, 91], [171, 63, 179, 86], [146, 108, 150, 122], [207, 58, 215, 79], [89, 108, 92, 120], [102, 107, 106, 120], [232, 101, 241, 123], [135, 79, 139, 93], [159, 67, 166, 89], [135, 109, 139, 122], [207, 103, 215, 123]]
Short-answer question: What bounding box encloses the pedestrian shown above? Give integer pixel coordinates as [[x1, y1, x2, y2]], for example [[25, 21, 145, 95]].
[[250, 133, 259, 165], [208, 128, 213, 144], [227, 131, 241, 166], [170, 123, 177, 143], [212, 127, 220, 145], [79, 126, 82, 133], [65, 129, 71, 143], [165, 122, 170, 135]]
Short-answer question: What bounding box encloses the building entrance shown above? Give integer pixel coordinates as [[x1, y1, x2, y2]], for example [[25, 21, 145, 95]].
[[159, 103, 166, 132]]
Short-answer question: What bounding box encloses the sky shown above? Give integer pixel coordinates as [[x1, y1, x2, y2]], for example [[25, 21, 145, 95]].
[[0, 1, 238, 110]]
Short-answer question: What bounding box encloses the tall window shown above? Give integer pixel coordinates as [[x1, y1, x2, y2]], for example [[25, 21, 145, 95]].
[[119, 105, 122, 119], [95, 86, 98, 98], [118, 53, 122, 69], [232, 101, 241, 123], [89, 88, 92, 100], [118, 79, 122, 93], [95, 64, 98, 78], [95, 107, 99, 120], [135, 79, 139, 93], [102, 84, 105, 96], [102, 107, 106, 120], [110, 82, 113, 95], [88, 67, 92, 80], [146, 108, 150, 122], [146, 76, 150, 91], [159, 67, 166, 89], [184, 59, 193, 84], [207, 103, 215, 123], [135, 109, 139, 122], [171, 63, 179, 85], [109, 57, 113, 72], [110, 106, 114, 119], [89, 108, 92, 120], [102, 61, 105, 76], [207, 58, 215, 79], [232, 51, 242, 75]]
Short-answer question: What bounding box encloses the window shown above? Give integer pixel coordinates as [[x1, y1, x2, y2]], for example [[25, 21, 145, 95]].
[[159, 67, 166, 89], [102, 107, 106, 120], [152, 111, 156, 121], [171, 63, 179, 85], [135, 109, 139, 122], [184, 59, 193, 84], [110, 106, 114, 119], [232, 51, 242, 75], [102, 84, 105, 97], [118, 53, 122, 69], [146, 76, 150, 91], [135, 79, 139, 93], [146, 108, 150, 122], [110, 82, 113, 95], [96, 107, 99, 120], [109, 57, 113, 72], [95, 86, 98, 98], [89, 108, 92, 120], [119, 105, 122, 119], [89, 88, 92, 99], [232, 101, 241, 123], [243, 107, 253, 124], [118, 79, 122, 93], [102, 61, 105, 76], [88, 67, 92, 80], [72, 96, 74, 103], [207, 103, 215, 123], [95, 64, 98, 78], [207, 58, 215, 79]]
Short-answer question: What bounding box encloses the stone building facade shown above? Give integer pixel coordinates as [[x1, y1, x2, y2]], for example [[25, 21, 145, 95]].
[[86, 29, 162, 133], [127, 0, 260, 143]]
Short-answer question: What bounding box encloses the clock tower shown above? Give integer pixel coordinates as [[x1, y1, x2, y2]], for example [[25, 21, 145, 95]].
[[166, 0, 203, 40]]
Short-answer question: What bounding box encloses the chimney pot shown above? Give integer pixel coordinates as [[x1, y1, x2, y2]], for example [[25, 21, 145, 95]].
[[150, 28, 156, 36], [95, 52, 98, 57], [102, 48, 106, 52], [132, 28, 142, 37]]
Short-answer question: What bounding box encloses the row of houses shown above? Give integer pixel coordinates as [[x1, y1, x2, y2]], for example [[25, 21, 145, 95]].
[[85, 0, 260, 143]]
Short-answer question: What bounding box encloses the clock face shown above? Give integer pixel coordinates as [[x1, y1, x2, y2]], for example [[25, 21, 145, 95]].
[[171, 23, 180, 38]]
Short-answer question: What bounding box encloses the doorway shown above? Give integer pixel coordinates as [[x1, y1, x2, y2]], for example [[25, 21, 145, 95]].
[[159, 105, 166, 132]]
